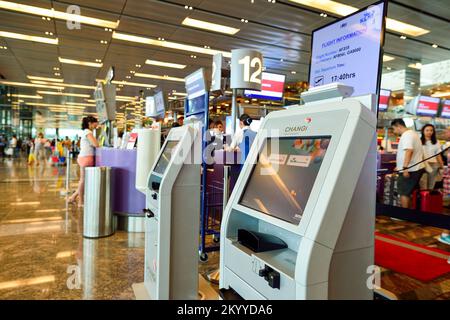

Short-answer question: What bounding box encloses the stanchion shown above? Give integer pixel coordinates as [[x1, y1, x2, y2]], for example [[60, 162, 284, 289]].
[[60, 148, 71, 197]]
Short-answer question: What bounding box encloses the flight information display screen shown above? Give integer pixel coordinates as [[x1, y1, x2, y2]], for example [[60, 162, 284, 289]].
[[239, 136, 331, 225], [153, 140, 179, 176]]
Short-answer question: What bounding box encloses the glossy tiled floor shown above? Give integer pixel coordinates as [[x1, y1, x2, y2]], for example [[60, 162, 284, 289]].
[[0, 157, 145, 300]]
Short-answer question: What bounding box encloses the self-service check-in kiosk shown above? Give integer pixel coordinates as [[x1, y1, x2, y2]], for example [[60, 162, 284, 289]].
[[220, 84, 377, 300], [143, 124, 201, 300]]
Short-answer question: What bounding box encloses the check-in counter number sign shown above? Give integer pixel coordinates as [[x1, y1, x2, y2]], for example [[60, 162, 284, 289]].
[[238, 55, 262, 85]]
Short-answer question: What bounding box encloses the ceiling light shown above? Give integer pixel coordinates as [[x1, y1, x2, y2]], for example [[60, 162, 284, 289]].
[[0, 45, 7, 49], [408, 62, 422, 69], [400, 35, 407, 40], [100, 40, 108, 44], [190, 55, 197, 59], [386, 67, 392, 71], [37, 91, 90, 98], [113, 31, 231, 58], [29, 80, 96, 90], [182, 17, 240, 35], [44, 31, 53, 36], [184, 5, 193, 10], [383, 55, 395, 62], [111, 80, 157, 89], [240, 19, 249, 23], [291, 71, 297, 74], [62, 102, 95, 107], [26, 102, 85, 109], [145, 59, 186, 69], [135, 64, 141, 68], [157, 37, 165, 41], [431, 91, 450, 98], [126, 76, 131, 79], [95, 59, 102, 63], [53, 67, 59, 71], [8, 94, 42, 99], [288, 0, 429, 37], [134, 73, 184, 82], [58, 57, 103, 68], [0, 30, 58, 44], [0, 80, 64, 90], [432, 44, 438, 48], [0, 1, 119, 29], [27, 75, 63, 83]]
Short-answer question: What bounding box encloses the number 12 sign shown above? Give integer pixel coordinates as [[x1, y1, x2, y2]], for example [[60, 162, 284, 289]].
[[230, 49, 263, 90]]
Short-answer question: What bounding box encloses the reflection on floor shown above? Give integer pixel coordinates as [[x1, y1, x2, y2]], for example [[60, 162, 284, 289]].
[[376, 216, 450, 300], [1, 157, 449, 300], [0, 158, 144, 299]]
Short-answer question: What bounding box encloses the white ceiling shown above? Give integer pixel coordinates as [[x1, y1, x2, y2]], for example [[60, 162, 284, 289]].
[[0, 0, 449, 126]]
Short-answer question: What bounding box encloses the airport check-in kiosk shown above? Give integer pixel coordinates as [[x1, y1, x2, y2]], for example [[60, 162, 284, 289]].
[[220, 87, 377, 299], [144, 125, 201, 300]]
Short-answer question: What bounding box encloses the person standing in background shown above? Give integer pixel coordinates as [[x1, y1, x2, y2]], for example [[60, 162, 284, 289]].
[[10, 134, 18, 158], [68, 116, 99, 208], [34, 133, 47, 167], [391, 119, 425, 209], [0, 135, 5, 159], [420, 124, 444, 190]]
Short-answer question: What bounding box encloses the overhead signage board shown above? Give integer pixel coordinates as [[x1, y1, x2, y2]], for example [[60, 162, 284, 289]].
[[185, 68, 207, 100], [309, 1, 386, 97], [230, 49, 263, 90], [378, 88, 391, 112], [416, 96, 440, 117], [244, 72, 286, 100], [154, 91, 165, 115], [441, 100, 450, 119]]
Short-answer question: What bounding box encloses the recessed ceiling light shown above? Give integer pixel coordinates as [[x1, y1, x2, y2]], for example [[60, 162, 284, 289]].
[[0, 80, 64, 90], [400, 35, 407, 40], [157, 37, 165, 41], [100, 40, 108, 44], [240, 19, 249, 23], [288, 0, 429, 37], [95, 59, 102, 63], [134, 73, 184, 82], [190, 55, 197, 59], [386, 67, 392, 71], [58, 57, 103, 68], [37, 91, 90, 98], [135, 64, 141, 68], [184, 5, 193, 10], [0, 46, 7, 49], [53, 67, 60, 71], [383, 55, 395, 62], [113, 31, 231, 58], [145, 59, 186, 69], [0, 1, 119, 29], [111, 81, 157, 89], [408, 62, 422, 69], [432, 44, 438, 48], [182, 17, 240, 35], [126, 76, 131, 79], [0, 30, 58, 44], [291, 71, 297, 74], [8, 94, 42, 99]]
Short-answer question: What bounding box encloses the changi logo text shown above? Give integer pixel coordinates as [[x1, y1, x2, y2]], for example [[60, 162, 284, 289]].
[[285, 126, 308, 133]]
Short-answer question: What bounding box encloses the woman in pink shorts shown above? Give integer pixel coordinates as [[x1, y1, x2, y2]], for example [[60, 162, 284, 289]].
[[68, 116, 99, 207]]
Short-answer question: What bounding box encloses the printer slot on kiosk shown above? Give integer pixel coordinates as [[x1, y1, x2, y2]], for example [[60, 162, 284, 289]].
[[143, 124, 202, 300], [219, 84, 377, 300]]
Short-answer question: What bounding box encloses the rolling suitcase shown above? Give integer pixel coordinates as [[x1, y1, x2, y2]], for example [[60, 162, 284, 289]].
[[412, 190, 443, 214]]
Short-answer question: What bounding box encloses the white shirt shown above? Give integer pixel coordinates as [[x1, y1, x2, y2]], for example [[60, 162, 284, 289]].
[[79, 129, 95, 157], [397, 130, 425, 172], [422, 140, 441, 164], [228, 126, 250, 150], [10, 137, 17, 148]]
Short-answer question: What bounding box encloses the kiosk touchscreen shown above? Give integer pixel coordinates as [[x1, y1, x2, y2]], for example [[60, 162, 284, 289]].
[[220, 86, 377, 300], [143, 125, 201, 300]]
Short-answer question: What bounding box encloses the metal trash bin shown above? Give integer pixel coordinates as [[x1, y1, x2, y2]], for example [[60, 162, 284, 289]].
[[83, 166, 116, 238]]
